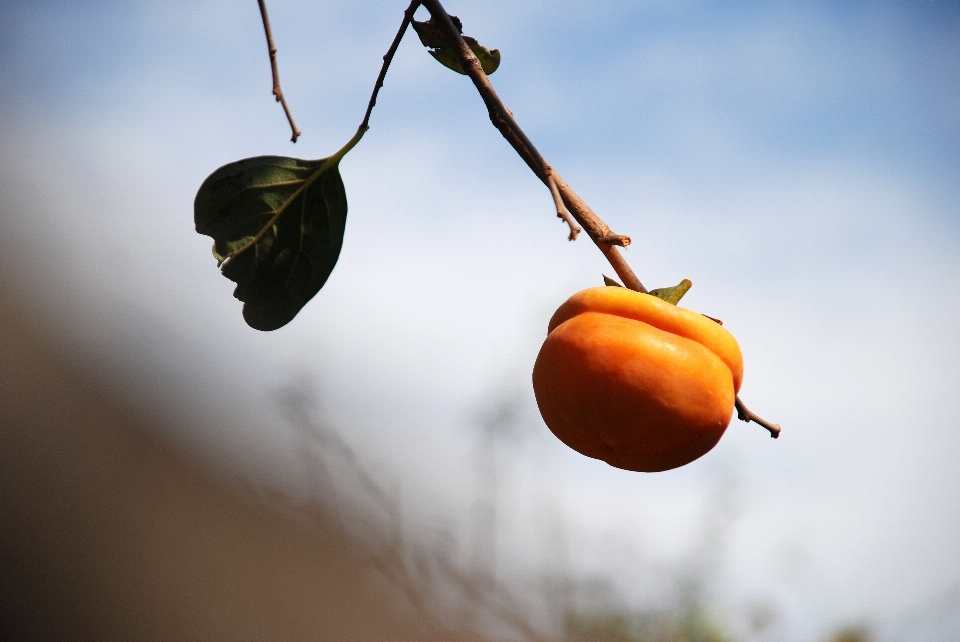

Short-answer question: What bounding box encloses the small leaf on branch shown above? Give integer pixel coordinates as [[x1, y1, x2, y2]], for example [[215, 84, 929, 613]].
[[648, 279, 693, 305], [411, 15, 461, 49], [412, 17, 500, 75], [603, 275, 624, 287]]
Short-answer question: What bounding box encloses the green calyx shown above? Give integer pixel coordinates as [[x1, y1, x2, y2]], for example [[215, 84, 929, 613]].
[[603, 275, 693, 305]]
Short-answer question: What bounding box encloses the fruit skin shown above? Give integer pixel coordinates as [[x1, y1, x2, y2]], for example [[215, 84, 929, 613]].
[[532, 287, 743, 472]]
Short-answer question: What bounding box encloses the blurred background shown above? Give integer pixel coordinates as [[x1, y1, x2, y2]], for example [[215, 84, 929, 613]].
[[1, 0, 958, 640]]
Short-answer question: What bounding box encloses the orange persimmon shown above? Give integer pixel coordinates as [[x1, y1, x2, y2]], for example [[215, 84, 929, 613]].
[[532, 287, 743, 472]]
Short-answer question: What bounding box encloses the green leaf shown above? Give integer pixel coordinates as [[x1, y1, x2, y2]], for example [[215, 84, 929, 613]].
[[648, 279, 693, 305], [194, 130, 364, 331], [411, 18, 450, 49], [602, 274, 624, 287], [412, 19, 500, 75]]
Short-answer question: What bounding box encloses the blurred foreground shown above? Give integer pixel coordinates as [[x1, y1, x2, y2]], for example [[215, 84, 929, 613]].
[[0, 280, 489, 641], [0, 276, 936, 642], [0, 279, 755, 642], [0, 278, 717, 642]]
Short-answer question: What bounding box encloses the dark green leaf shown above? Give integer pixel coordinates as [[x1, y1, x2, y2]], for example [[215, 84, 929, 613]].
[[412, 19, 500, 75], [194, 155, 348, 331], [648, 279, 693, 305], [602, 274, 624, 287], [194, 129, 365, 331]]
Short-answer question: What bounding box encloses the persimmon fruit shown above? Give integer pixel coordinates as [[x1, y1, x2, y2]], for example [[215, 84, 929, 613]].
[[532, 287, 743, 472]]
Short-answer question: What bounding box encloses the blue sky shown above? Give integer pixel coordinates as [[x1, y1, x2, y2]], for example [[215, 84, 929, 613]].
[[2, 1, 959, 640]]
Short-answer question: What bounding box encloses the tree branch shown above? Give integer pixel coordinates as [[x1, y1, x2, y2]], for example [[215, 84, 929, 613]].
[[418, 0, 646, 293], [546, 170, 581, 241], [257, 0, 302, 142], [361, 0, 422, 131], [735, 396, 781, 438]]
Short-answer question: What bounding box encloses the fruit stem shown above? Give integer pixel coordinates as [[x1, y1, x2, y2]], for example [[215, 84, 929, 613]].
[[735, 397, 781, 438]]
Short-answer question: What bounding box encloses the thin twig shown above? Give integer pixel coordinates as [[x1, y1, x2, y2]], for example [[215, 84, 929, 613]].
[[418, 0, 646, 292], [545, 169, 580, 240], [257, 0, 302, 142], [735, 396, 781, 438], [361, 0, 422, 131]]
